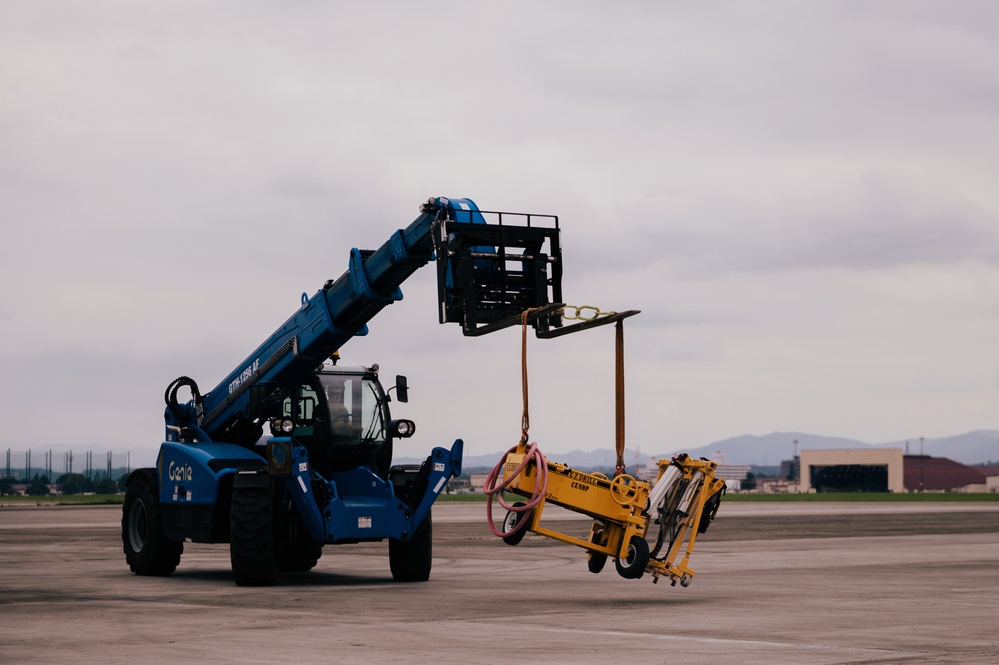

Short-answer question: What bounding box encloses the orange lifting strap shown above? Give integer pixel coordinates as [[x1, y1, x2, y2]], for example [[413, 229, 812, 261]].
[[517, 305, 639, 475]]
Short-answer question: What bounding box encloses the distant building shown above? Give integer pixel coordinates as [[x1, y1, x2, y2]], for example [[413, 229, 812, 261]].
[[447, 476, 471, 493], [673, 451, 746, 485], [904, 455, 986, 492], [800, 449, 905, 493], [793, 449, 988, 493], [779, 458, 799, 481], [469, 473, 491, 493], [634, 462, 658, 482], [714, 463, 750, 484], [977, 466, 999, 493], [759, 477, 794, 494]]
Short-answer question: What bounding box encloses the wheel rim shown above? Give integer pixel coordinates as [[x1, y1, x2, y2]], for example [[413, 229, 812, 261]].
[[502, 510, 519, 532], [128, 499, 148, 552]]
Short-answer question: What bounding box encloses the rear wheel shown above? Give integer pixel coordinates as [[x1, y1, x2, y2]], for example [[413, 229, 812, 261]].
[[389, 512, 432, 582], [615, 535, 650, 580], [230, 484, 277, 586], [587, 524, 608, 574], [122, 473, 183, 576]]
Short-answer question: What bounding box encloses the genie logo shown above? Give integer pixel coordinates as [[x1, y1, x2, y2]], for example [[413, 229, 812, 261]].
[[168, 460, 193, 482]]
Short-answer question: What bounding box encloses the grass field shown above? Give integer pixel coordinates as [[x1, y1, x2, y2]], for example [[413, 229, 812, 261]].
[[438, 492, 999, 503], [2, 491, 997, 507], [718, 491, 999, 502], [0, 494, 124, 506]]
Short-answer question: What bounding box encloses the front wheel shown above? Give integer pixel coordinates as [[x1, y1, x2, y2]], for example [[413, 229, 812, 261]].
[[501, 501, 531, 546], [615, 535, 650, 580], [230, 484, 277, 587], [389, 512, 432, 582], [122, 473, 183, 576]]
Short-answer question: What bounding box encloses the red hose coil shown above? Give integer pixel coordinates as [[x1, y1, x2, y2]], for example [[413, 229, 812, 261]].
[[484, 442, 549, 538]]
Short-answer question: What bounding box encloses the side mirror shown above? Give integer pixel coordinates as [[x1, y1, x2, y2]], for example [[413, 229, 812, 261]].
[[395, 375, 409, 403]]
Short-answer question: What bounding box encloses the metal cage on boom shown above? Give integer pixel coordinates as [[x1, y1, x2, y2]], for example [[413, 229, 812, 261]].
[[432, 205, 564, 337]]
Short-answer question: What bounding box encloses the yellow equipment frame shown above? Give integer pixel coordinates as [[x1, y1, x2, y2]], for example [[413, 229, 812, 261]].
[[493, 307, 725, 585], [502, 445, 725, 586]]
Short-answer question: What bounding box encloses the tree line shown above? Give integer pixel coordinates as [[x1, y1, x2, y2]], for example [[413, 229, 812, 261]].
[[0, 472, 128, 497]]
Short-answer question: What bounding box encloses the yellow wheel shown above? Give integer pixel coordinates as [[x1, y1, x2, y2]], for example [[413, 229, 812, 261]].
[[610, 474, 639, 506]]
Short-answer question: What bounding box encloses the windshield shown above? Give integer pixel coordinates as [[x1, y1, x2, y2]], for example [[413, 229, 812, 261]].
[[318, 373, 386, 447]]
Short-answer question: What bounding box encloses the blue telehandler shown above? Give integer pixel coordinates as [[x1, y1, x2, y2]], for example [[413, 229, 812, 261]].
[[122, 196, 566, 585]]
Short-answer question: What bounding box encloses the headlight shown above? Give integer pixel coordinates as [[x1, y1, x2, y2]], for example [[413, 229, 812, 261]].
[[392, 419, 416, 438], [270, 418, 294, 434]]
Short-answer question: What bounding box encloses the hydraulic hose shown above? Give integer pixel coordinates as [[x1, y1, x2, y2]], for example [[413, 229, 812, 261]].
[[165, 376, 202, 427], [483, 441, 549, 538], [483, 307, 549, 539]]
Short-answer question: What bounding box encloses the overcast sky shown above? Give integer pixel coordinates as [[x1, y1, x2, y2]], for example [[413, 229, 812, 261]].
[[3, 1, 999, 466]]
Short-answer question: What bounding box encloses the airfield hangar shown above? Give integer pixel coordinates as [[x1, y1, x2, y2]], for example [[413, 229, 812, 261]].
[[798, 449, 991, 493]]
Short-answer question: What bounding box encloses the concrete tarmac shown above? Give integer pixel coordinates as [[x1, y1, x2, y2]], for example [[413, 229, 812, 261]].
[[2, 502, 998, 664]]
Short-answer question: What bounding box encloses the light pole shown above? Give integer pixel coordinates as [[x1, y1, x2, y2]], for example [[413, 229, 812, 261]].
[[793, 439, 799, 493], [920, 436, 924, 493]]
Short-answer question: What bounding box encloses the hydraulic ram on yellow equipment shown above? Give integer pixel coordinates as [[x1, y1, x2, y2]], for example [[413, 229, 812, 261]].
[[495, 444, 725, 586]]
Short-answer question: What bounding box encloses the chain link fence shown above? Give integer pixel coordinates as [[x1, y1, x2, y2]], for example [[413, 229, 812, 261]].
[[2, 449, 137, 494]]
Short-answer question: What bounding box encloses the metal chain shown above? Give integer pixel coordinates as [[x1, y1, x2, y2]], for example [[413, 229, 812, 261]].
[[559, 304, 617, 321]]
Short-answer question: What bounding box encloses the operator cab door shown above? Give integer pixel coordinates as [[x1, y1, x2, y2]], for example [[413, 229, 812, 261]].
[[283, 375, 392, 477], [287, 381, 325, 443]]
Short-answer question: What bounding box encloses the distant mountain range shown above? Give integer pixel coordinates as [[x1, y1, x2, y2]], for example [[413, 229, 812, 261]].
[[19, 430, 998, 474], [674, 430, 999, 466], [404, 430, 999, 471]]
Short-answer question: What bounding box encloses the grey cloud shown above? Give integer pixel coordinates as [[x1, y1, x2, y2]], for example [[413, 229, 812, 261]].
[[565, 172, 999, 281], [3, 1, 999, 457]]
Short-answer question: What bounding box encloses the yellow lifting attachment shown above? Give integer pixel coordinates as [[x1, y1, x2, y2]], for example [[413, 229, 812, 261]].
[[497, 447, 725, 585], [484, 306, 726, 586]]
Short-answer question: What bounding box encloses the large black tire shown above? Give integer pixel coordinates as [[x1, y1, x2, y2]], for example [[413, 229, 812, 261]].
[[587, 524, 608, 574], [389, 512, 432, 582], [277, 542, 323, 572], [587, 550, 608, 574], [615, 535, 650, 580], [122, 473, 183, 576], [230, 485, 277, 586]]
